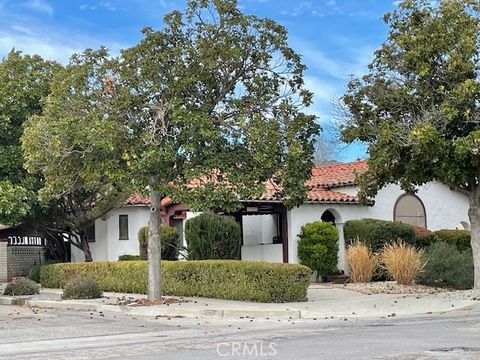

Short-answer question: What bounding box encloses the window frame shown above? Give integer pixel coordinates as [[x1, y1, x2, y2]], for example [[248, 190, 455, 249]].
[[393, 193, 427, 229]]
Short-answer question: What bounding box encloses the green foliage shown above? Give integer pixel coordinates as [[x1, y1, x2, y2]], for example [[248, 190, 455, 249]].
[[185, 213, 241, 260], [297, 221, 339, 277], [62, 277, 103, 299], [412, 226, 438, 249], [418, 242, 474, 290], [118, 255, 141, 261], [344, 219, 420, 252], [0, 51, 60, 225], [39, 260, 311, 303], [3, 278, 40, 296], [138, 225, 180, 261], [28, 260, 59, 283], [434, 230, 471, 252]]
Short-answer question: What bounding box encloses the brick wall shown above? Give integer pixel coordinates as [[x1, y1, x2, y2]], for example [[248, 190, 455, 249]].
[[7, 246, 45, 280], [0, 242, 6, 282]]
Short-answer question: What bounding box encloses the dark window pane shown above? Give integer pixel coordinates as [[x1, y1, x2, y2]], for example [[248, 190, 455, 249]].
[[119, 215, 129, 240], [86, 223, 95, 242]]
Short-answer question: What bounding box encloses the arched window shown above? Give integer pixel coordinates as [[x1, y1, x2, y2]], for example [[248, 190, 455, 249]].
[[394, 194, 427, 228]]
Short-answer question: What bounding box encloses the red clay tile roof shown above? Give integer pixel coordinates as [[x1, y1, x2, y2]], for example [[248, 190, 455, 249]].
[[125, 160, 370, 206], [125, 194, 172, 207], [308, 160, 368, 188]]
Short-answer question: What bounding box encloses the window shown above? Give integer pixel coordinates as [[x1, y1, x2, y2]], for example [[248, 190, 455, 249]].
[[119, 215, 129, 240], [394, 194, 426, 228], [85, 223, 95, 242]]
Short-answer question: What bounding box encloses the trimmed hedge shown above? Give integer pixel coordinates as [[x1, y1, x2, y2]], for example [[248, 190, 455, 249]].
[[344, 219, 436, 251], [39, 260, 311, 303], [434, 230, 471, 252], [297, 221, 338, 278], [118, 255, 141, 261]]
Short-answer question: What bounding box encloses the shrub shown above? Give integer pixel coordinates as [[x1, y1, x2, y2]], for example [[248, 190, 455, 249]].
[[185, 213, 241, 260], [138, 225, 180, 261], [28, 260, 59, 283], [62, 277, 103, 299], [434, 229, 471, 252], [417, 242, 473, 289], [412, 226, 438, 249], [297, 221, 338, 279], [380, 242, 424, 285], [118, 255, 140, 261], [3, 278, 40, 296], [347, 240, 377, 283], [39, 260, 311, 303], [344, 219, 429, 251]]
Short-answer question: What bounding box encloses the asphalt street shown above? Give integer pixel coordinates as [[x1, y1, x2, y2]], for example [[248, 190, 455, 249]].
[[0, 304, 479, 359]]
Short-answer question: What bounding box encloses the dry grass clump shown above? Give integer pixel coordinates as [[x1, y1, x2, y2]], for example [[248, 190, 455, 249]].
[[347, 241, 377, 283], [381, 242, 424, 285]]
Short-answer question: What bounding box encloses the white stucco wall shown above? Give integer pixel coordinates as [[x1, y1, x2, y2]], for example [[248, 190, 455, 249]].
[[71, 205, 150, 262], [243, 215, 277, 245]]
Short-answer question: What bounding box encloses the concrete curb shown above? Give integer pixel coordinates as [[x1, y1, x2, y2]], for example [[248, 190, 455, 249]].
[[24, 299, 303, 319], [14, 297, 477, 320]]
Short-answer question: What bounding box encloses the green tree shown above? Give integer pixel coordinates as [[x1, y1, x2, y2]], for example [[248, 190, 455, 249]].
[[24, 0, 319, 299], [22, 48, 132, 261], [0, 51, 60, 225], [340, 0, 480, 287]]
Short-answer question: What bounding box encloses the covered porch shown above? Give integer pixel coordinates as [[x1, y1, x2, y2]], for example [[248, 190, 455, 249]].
[[229, 201, 288, 263]]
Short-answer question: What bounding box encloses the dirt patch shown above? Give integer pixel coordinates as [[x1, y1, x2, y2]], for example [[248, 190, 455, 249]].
[[326, 281, 450, 295], [115, 296, 188, 307]]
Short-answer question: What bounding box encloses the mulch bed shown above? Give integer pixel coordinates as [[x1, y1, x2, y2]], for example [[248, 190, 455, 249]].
[[326, 281, 450, 295]]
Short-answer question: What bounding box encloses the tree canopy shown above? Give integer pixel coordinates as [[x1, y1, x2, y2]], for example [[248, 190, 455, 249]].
[[22, 0, 320, 297], [341, 0, 480, 287], [0, 51, 60, 225]]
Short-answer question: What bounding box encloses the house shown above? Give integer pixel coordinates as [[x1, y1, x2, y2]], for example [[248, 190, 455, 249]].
[[71, 160, 470, 272]]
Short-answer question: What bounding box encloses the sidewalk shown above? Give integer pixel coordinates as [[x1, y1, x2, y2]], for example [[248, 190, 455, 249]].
[[1, 284, 477, 320]]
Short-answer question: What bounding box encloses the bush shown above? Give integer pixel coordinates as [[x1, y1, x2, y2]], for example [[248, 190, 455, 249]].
[[185, 213, 241, 260], [39, 260, 311, 303], [118, 255, 140, 261], [347, 241, 377, 283], [417, 242, 473, 289], [381, 242, 424, 285], [297, 221, 338, 279], [3, 278, 40, 296], [412, 226, 438, 249], [138, 225, 180, 261], [62, 277, 103, 299], [28, 260, 59, 283], [434, 230, 471, 252], [344, 219, 430, 251]]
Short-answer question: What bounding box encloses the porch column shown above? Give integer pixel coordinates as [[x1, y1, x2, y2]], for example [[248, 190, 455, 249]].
[[336, 222, 349, 274], [278, 206, 289, 263]]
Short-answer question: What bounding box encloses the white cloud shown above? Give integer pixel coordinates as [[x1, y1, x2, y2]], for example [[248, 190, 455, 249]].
[[0, 21, 127, 63], [23, 0, 53, 16]]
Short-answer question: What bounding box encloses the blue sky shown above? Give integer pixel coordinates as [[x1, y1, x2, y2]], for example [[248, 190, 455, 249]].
[[0, 0, 398, 161]]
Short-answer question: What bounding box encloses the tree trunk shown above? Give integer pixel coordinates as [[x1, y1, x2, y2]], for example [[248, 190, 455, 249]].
[[468, 198, 480, 289], [82, 235, 93, 262], [148, 181, 162, 300]]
